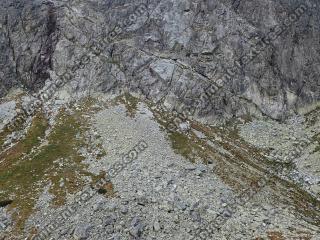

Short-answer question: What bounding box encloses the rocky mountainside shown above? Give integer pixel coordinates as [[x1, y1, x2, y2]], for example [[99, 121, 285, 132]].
[[0, 0, 320, 239], [0, 0, 319, 122]]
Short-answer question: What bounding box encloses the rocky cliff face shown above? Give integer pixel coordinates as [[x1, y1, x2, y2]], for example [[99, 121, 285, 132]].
[[0, 0, 59, 93], [0, 0, 319, 122], [1, 1, 320, 239]]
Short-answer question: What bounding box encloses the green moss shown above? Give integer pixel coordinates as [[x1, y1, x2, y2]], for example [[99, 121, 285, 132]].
[[147, 105, 209, 163], [150, 105, 320, 227], [116, 93, 139, 117], [0, 127, 11, 149], [0, 112, 48, 168], [43, 108, 100, 206], [0, 113, 49, 231], [169, 132, 194, 161], [0, 98, 105, 233]]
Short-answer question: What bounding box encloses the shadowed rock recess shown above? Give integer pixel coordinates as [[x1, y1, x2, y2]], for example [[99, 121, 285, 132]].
[[0, 0, 320, 239]]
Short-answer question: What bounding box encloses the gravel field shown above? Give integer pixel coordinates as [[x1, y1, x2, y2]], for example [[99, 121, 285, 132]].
[[1, 98, 314, 240]]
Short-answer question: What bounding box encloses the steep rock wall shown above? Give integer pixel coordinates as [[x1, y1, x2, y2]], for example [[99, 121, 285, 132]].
[[0, 0, 319, 123]]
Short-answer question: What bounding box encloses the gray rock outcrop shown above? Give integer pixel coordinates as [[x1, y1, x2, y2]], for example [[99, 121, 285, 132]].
[[0, 0, 319, 122]]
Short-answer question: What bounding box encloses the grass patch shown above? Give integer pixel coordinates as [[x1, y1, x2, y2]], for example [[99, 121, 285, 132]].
[[267, 231, 285, 240], [0, 112, 49, 232], [148, 104, 208, 163], [116, 93, 139, 117], [150, 104, 320, 227], [169, 132, 195, 161], [0, 112, 48, 168], [0, 127, 13, 150], [36, 108, 90, 206], [0, 98, 106, 233]]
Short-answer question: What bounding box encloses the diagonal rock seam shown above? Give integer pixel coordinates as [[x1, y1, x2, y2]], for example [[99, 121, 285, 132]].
[[0, 0, 319, 124]]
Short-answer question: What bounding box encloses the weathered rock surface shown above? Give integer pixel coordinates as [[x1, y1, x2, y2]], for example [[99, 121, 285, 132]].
[[0, 1, 320, 239], [0, 0, 319, 123], [19, 102, 320, 239]]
